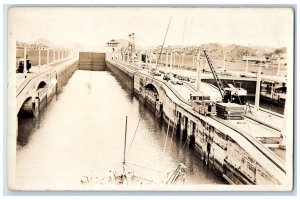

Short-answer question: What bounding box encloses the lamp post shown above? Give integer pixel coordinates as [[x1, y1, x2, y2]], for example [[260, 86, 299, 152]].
[[174, 51, 176, 67], [38, 48, 41, 68], [23, 44, 27, 76], [223, 54, 226, 72], [196, 50, 202, 92], [181, 51, 184, 67], [279, 95, 287, 149], [47, 48, 49, 66], [254, 58, 263, 111], [53, 49, 56, 64], [35, 45, 47, 71], [192, 54, 195, 68], [245, 53, 249, 73], [277, 54, 281, 76], [128, 33, 135, 65], [165, 50, 168, 70], [170, 50, 173, 73], [59, 50, 61, 61], [145, 50, 148, 67]]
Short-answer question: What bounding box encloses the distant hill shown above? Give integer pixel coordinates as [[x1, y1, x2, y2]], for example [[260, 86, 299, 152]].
[[25, 38, 286, 60], [182, 43, 286, 62]]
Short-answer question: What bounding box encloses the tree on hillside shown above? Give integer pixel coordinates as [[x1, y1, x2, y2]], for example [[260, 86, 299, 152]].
[[274, 47, 287, 55]]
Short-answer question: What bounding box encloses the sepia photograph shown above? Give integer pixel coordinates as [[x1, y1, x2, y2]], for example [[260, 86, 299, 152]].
[[5, 6, 295, 192]]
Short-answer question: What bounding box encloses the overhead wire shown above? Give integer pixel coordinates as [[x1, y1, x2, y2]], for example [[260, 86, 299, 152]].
[[126, 17, 172, 157]]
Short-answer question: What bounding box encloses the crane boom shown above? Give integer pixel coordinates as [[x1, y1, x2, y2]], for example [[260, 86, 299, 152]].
[[203, 50, 226, 100]]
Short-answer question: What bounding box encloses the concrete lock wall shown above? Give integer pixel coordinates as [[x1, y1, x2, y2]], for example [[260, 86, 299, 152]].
[[105, 61, 134, 93], [56, 61, 79, 94], [105, 60, 285, 185], [79, 52, 106, 71]]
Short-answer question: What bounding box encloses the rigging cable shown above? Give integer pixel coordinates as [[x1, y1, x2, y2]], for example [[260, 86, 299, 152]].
[[126, 17, 172, 157], [169, 115, 178, 150], [181, 134, 189, 152], [163, 118, 171, 155]]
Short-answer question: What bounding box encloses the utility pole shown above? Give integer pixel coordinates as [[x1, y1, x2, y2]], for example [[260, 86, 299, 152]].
[[23, 44, 27, 76], [150, 49, 153, 69], [196, 51, 202, 92], [166, 50, 168, 70], [53, 49, 56, 64], [145, 50, 148, 67], [192, 54, 195, 68], [279, 96, 287, 149], [38, 48, 41, 70], [47, 49, 49, 66], [170, 51, 173, 73], [223, 54, 226, 72], [181, 52, 184, 67], [277, 55, 281, 76], [254, 59, 263, 111]]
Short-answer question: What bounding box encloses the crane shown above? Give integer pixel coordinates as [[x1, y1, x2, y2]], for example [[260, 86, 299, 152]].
[[202, 50, 247, 105]]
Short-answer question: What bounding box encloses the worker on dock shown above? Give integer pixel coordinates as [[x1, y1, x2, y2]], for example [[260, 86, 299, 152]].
[[246, 102, 252, 114]]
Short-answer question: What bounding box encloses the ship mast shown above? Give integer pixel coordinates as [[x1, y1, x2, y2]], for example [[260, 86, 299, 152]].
[[122, 116, 128, 176]]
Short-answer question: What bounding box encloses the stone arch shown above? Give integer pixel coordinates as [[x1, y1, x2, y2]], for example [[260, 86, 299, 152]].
[[35, 81, 47, 93], [35, 80, 48, 114], [35, 80, 48, 98], [145, 83, 160, 102], [17, 96, 38, 117]]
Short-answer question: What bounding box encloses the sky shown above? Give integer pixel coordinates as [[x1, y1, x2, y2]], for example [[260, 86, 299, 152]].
[[8, 7, 293, 49]]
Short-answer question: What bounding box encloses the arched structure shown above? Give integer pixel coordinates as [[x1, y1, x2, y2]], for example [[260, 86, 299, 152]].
[[144, 83, 159, 102], [17, 78, 48, 117]]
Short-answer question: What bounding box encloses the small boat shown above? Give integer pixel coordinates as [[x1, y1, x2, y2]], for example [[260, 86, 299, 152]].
[[81, 116, 187, 186]]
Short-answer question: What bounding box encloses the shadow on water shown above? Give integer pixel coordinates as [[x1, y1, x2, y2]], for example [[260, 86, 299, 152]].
[[136, 95, 227, 184], [17, 114, 40, 149], [17, 70, 226, 185], [17, 96, 58, 150]]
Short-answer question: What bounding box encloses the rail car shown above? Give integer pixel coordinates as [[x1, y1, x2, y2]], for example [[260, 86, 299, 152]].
[[190, 93, 217, 115]]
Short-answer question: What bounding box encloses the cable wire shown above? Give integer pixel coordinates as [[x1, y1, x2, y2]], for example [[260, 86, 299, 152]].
[[126, 17, 172, 157]]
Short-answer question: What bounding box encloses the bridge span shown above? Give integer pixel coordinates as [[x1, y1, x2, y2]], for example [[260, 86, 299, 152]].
[[16, 58, 79, 117]]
